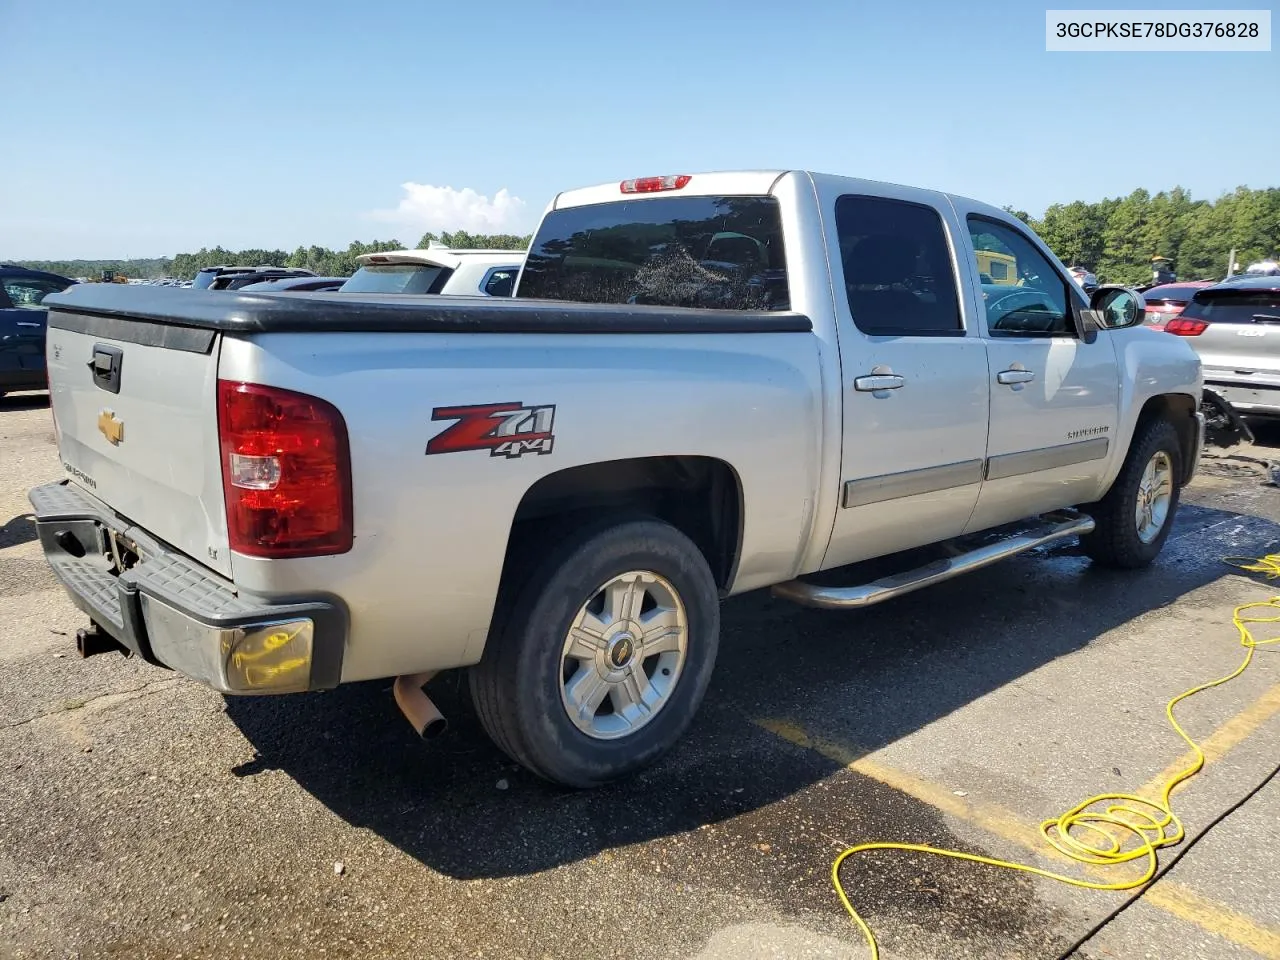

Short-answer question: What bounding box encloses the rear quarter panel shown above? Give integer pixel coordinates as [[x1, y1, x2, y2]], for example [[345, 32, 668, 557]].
[[218, 330, 823, 682]]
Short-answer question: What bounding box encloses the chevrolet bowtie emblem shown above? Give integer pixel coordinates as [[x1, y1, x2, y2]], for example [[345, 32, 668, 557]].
[[97, 409, 124, 445]]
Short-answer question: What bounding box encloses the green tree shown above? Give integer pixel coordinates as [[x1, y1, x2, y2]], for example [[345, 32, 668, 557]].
[[417, 230, 531, 250]]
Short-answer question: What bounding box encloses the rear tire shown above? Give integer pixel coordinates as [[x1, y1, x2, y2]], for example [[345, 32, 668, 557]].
[[1081, 417, 1182, 569], [470, 517, 720, 788]]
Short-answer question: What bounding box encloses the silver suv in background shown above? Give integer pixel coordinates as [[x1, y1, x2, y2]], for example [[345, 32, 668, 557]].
[[339, 246, 524, 297], [1066, 265, 1098, 294], [1163, 275, 1280, 417]]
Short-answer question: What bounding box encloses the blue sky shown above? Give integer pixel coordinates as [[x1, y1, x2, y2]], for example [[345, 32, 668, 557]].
[[2, 0, 1275, 259]]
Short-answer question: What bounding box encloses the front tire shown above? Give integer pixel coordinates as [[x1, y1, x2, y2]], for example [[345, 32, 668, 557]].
[[1081, 417, 1182, 569], [470, 518, 721, 788]]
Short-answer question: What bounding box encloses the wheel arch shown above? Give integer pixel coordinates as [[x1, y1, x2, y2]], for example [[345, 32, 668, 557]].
[[499, 455, 745, 599], [1133, 392, 1199, 485]]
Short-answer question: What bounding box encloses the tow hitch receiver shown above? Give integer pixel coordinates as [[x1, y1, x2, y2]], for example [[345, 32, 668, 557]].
[[75, 622, 130, 659]]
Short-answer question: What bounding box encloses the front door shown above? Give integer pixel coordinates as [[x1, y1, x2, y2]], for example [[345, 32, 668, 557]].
[[957, 214, 1120, 533], [821, 191, 992, 569]]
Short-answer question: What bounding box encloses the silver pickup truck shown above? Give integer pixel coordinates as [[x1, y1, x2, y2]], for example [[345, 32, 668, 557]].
[[31, 170, 1204, 788]]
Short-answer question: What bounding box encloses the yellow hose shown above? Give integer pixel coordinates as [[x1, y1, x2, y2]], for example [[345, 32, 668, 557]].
[[832, 552, 1280, 959]]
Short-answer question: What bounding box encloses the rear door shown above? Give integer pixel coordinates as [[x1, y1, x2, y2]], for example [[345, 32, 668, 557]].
[[1183, 286, 1280, 410], [818, 188, 992, 568], [0, 273, 69, 379], [44, 305, 233, 576], [0, 283, 24, 380]]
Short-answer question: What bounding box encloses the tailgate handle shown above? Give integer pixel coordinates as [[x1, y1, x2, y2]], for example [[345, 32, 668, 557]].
[[88, 344, 124, 394]]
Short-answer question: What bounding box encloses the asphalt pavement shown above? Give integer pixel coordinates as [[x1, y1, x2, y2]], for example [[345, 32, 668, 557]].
[[2, 390, 1279, 960]]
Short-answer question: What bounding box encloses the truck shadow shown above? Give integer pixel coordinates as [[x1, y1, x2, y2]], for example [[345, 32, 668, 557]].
[[0, 391, 50, 413], [0, 512, 37, 549], [223, 498, 1280, 882]]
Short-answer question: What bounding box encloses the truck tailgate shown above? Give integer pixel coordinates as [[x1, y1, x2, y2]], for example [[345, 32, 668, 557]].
[[45, 312, 232, 578]]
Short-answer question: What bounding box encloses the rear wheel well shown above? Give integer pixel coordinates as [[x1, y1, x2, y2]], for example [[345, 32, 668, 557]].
[[501, 457, 743, 596], [1134, 393, 1197, 483]]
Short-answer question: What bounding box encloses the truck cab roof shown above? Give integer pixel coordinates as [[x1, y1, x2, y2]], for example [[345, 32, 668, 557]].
[[548, 169, 1013, 223]]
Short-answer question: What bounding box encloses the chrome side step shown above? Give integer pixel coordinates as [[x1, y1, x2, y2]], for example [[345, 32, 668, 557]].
[[771, 510, 1095, 611]]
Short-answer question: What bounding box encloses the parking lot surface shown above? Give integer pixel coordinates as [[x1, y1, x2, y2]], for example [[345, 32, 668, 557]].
[[2, 390, 1279, 960]]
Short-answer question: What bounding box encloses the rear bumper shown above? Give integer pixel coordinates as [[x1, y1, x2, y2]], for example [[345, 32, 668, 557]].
[[29, 480, 346, 694], [1205, 379, 1280, 417]]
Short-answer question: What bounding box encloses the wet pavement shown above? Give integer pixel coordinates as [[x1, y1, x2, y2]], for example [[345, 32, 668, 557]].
[[2, 390, 1279, 960]]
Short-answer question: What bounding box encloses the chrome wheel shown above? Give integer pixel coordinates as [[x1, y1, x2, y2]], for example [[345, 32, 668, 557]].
[[1135, 450, 1174, 544], [559, 570, 688, 740]]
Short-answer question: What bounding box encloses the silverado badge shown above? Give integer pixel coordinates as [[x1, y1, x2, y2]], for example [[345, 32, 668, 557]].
[[97, 409, 124, 446]]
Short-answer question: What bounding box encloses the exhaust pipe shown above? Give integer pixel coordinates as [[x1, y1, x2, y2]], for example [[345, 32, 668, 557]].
[[393, 671, 448, 740], [76, 624, 128, 659]]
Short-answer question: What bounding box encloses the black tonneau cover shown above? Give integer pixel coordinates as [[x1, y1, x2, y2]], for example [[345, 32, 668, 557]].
[[44, 284, 813, 339]]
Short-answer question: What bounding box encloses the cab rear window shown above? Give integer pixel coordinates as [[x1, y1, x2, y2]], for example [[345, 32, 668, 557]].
[[340, 264, 449, 294], [1181, 290, 1280, 324], [517, 196, 789, 311]]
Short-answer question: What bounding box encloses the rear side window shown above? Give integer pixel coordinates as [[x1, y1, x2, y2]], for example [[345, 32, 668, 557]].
[[2, 275, 71, 309], [1182, 290, 1280, 324], [835, 195, 962, 336], [482, 267, 518, 297], [518, 196, 789, 310], [340, 264, 449, 294]]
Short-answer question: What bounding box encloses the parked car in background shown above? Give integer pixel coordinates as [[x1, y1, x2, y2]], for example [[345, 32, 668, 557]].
[[339, 246, 523, 297], [1243, 259, 1280, 277], [1161, 275, 1280, 417], [192, 266, 317, 290], [0, 264, 75, 398], [215, 268, 319, 291], [1066, 265, 1098, 295], [1141, 281, 1218, 328], [238, 276, 348, 293]]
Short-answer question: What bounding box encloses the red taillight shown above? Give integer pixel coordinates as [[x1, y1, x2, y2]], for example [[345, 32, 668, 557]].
[[217, 380, 353, 558], [1164, 318, 1208, 336], [620, 174, 692, 194]]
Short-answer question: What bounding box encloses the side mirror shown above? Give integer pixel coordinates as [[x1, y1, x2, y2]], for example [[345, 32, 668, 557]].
[[1089, 285, 1146, 330]]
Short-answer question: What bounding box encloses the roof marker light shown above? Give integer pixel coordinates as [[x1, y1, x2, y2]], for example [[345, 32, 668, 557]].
[[620, 175, 692, 194]]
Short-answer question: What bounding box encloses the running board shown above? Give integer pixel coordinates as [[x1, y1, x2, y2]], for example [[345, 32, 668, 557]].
[[771, 510, 1095, 611]]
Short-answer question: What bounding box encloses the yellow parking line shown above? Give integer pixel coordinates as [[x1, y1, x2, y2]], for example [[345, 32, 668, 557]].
[[1144, 885, 1280, 959], [754, 716, 1280, 957], [1139, 681, 1280, 803], [754, 718, 1084, 869]]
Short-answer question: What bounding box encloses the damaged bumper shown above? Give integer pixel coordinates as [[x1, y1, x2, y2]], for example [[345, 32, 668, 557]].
[[29, 480, 346, 695]]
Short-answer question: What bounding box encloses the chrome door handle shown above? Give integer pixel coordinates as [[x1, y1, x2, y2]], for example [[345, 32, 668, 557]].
[[997, 369, 1035, 385], [15, 321, 41, 328], [854, 374, 905, 392]]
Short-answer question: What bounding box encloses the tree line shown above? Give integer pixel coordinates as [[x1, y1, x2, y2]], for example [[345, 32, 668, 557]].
[[12, 186, 1279, 285], [1006, 185, 1280, 285], [14, 231, 533, 281]]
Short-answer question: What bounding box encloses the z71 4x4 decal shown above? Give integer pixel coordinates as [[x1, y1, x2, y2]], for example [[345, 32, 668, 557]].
[[426, 402, 556, 459]]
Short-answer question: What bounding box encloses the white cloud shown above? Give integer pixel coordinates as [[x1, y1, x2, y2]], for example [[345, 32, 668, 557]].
[[369, 182, 528, 235]]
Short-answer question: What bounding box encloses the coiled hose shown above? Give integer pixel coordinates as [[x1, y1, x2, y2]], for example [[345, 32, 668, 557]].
[[832, 552, 1280, 959]]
